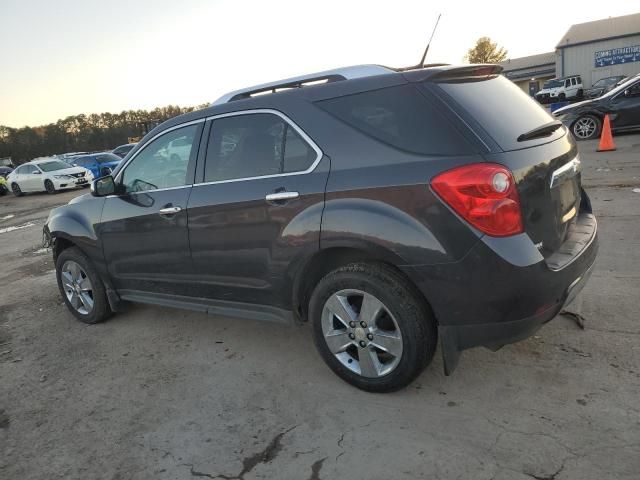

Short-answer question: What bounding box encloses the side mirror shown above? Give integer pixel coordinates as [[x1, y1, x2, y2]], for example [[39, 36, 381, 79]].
[[33, 170, 41, 174], [91, 175, 116, 197]]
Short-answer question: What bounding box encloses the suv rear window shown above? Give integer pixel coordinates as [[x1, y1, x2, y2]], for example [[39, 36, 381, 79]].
[[316, 85, 472, 155], [437, 75, 559, 151]]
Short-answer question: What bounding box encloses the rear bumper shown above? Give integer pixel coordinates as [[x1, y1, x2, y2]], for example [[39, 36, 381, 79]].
[[402, 210, 598, 375], [437, 260, 594, 374]]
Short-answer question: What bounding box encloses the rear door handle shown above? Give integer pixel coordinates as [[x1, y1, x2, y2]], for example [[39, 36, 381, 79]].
[[265, 191, 299, 203], [159, 206, 182, 215]]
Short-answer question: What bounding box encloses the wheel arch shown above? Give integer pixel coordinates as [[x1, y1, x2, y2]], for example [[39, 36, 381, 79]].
[[291, 246, 433, 324]]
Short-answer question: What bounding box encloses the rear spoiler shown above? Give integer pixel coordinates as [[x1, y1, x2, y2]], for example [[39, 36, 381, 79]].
[[402, 64, 504, 83]]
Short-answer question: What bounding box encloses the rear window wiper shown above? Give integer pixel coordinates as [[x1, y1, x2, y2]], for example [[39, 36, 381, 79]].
[[517, 120, 563, 142]]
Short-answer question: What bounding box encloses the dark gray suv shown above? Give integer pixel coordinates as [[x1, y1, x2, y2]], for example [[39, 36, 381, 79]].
[[44, 64, 598, 392]]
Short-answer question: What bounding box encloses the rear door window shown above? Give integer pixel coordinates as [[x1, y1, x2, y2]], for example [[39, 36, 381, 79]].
[[438, 75, 561, 151], [204, 113, 317, 182], [316, 85, 472, 155]]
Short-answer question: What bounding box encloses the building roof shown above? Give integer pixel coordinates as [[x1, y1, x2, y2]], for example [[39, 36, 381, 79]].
[[499, 52, 556, 81], [557, 12, 640, 48], [500, 52, 556, 72]]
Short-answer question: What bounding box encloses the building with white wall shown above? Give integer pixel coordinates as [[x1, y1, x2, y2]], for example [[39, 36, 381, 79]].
[[501, 12, 640, 96]]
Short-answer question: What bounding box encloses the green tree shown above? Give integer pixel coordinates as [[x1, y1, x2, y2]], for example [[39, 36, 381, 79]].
[[465, 37, 508, 64]]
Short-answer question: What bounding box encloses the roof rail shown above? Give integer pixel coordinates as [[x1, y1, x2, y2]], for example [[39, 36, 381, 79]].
[[211, 64, 394, 105]]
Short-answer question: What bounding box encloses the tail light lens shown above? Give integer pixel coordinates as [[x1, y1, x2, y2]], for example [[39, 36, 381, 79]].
[[431, 163, 524, 237]]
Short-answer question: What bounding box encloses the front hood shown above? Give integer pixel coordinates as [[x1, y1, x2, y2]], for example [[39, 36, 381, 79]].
[[554, 98, 596, 116], [69, 192, 93, 205]]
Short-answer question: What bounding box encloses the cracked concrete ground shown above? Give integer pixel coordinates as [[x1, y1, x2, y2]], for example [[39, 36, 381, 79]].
[[1, 134, 639, 480]]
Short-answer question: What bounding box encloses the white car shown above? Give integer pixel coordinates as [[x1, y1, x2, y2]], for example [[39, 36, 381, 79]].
[[165, 133, 194, 162], [6, 158, 94, 196], [535, 75, 583, 104]]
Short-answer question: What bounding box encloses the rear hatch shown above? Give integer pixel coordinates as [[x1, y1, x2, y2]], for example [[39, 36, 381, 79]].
[[431, 71, 582, 257]]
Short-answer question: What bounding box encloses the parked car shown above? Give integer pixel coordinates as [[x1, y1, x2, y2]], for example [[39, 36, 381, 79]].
[[44, 64, 597, 392], [535, 75, 583, 104], [0, 166, 13, 179], [584, 75, 627, 99], [57, 152, 88, 164], [70, 153, 122, 179], [554, 73, 640, 140], [7, 158, 93, 196], [0, 176, 8, 196], [112, 143, 137, 158]]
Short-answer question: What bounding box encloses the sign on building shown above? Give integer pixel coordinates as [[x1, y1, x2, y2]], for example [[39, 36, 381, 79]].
[[595, 45, 640, 67]]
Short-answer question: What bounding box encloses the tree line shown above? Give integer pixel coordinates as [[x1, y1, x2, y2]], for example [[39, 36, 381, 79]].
[[0, 104, 208, 164]]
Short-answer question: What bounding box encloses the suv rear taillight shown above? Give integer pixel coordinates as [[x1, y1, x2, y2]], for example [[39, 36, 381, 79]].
[[431, 163, 524, 237]]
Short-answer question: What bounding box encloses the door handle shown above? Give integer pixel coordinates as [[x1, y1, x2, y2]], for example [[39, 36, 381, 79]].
[[158, 206, 182, 215], [265, 191, 299, 202]]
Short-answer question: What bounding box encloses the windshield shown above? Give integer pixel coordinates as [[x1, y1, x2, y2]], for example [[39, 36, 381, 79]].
[[96, 153, 121, 164], [593, 77, 618, 88], [38, 160, 71, 172], [543, 80, 562, 89], [601, 75, 640, 99]]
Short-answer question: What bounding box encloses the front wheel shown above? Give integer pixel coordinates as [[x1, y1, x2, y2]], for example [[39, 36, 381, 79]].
[[56, 247, 111, 324], [572, 115, 601, 140], [310, 263, 437, 392], [11, 183, 23, 197], [45, 179, 56, 194]]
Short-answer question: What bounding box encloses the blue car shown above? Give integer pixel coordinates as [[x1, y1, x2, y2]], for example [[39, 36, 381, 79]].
[[71, 153, 122, 179]]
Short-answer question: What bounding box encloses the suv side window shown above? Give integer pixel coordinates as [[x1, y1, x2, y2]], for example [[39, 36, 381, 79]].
[[121, 124, 199, 192], [316, 85, 472, 155], [565, 79, 571, 88], [204, 113, 316, 182]]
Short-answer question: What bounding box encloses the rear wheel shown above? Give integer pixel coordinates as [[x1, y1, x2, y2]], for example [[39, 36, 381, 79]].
[[572, 115, 601, 140], [45, 179, 56, 194], [310, 262, 437, 392], [11, 183, 23, 197], [56, 247, 111, 324]]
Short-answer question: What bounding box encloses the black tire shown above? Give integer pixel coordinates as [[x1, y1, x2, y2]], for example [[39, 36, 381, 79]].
[[45, 179, 56, 194], [577, 89, 584, 99], [0, 185, 7, 196], [571, 114, 602, 141], [11, 183, 23, 197], [55, 247, 112, 324], [558, 93, 566, 101], [310, 262, 437, 392]]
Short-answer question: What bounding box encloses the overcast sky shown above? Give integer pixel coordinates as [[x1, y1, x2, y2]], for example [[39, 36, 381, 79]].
[[0, 0, 637, 127]]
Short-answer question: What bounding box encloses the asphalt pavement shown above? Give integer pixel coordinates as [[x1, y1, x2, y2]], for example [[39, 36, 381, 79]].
[[0, 134, 638, 480]]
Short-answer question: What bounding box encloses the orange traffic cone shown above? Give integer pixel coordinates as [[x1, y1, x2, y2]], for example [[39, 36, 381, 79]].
[[597, 114, 616, 152]]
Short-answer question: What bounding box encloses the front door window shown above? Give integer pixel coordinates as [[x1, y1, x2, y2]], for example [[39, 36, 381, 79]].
[[121, 124, 199, 192]]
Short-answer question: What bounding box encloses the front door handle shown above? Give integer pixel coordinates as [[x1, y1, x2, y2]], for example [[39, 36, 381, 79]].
[[265, 191, 299, 203], [159, 206, 182, 215]]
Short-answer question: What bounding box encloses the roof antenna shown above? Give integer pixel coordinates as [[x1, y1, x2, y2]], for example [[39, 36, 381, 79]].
[[419, 13, 442, 67]]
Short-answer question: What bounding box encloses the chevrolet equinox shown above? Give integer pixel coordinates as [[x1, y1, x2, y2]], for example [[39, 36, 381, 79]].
[[44, 64, 598, 392]]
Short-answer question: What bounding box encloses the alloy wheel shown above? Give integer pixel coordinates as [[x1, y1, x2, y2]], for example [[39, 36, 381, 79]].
[[573, 117, 597, 139], [61, 260, 94, 315], [321, 289, 403, 378]]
